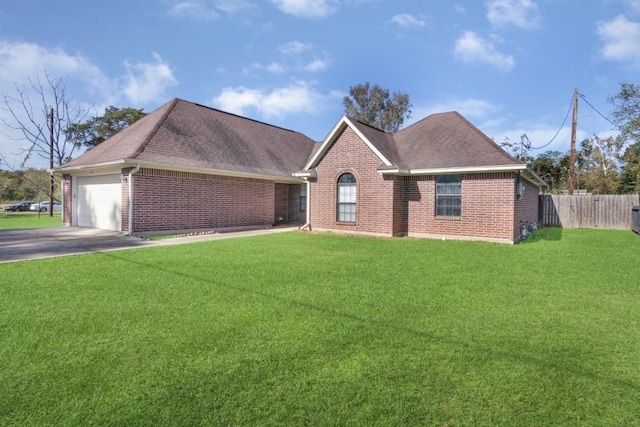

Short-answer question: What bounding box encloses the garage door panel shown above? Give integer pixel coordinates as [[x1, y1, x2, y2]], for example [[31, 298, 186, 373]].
[[77, 175, 122, 231]]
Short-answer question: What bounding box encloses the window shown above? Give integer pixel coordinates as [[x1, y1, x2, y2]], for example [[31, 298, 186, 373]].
[[435, 175, 462, 217], [300, 183, 307, 212], [337, 173, 356, 222]]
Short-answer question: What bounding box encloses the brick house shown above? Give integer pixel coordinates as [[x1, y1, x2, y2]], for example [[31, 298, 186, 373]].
[[56, 98, 544, 243], [294, 113, 544, 244]]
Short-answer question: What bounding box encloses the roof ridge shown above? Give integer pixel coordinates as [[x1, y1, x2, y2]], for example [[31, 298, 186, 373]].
[[451, 111, 524, 164], [186, 100, 306, 135], [396, 110, 455, 134], [346, 115, 388, 134], [130, 98, 180, 159]]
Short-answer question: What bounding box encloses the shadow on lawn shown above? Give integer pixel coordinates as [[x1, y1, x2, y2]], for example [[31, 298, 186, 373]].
[[100, 249, 637, 395]]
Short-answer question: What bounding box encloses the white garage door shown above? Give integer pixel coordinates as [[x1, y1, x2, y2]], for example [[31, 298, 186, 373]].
[[77, 175, 122, 231]]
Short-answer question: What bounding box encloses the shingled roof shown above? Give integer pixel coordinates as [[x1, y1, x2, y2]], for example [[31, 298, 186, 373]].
[[304, 111, 527, 174], [58, 98, 317, 180]]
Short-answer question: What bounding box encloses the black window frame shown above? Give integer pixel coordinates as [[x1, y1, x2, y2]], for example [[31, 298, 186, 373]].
[[337, 173, 356, 223]]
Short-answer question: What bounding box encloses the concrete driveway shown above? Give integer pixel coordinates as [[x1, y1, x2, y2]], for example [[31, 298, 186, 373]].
[[0, 226, 297, 264], [0, 227, 157, 264]]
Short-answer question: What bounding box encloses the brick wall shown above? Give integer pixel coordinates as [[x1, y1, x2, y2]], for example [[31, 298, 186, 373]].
[[310, 126, 396, 236], [513, 176, 540, 240], [405, 172, 517, 242], [130, 168, 298, 233]]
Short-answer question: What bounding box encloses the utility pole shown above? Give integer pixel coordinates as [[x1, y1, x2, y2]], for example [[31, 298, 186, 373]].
[[49, 107, 54, 217], [568, 88, 579, 195]]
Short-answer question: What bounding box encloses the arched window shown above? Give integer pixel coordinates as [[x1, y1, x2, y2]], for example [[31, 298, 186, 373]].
[[337, 173, 356, 222]]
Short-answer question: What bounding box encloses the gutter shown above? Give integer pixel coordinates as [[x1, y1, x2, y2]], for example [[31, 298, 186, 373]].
[[299, 179, 311, 231], [127, 163, 141, 236], [377, 164, 527, 176]]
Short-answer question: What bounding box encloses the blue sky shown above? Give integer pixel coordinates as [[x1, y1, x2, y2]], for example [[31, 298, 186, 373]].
[[1, 0, 639, 169]]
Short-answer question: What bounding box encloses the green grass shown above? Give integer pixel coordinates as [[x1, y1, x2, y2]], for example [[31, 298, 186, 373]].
[[0, 212, 63, 229], [1, 228, 639, 426]]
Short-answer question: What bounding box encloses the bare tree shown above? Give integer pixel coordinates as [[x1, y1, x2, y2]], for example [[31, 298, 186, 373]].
[[1, 73, 88, 167], [1, 73, 88, 216]]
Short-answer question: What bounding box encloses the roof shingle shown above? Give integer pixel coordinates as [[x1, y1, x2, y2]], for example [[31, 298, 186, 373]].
[[342, 111, 522, 170], [60, 98, 317, 178]]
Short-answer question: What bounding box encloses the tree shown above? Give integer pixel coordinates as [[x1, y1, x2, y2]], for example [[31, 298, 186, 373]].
[[65, 106, 146, 148], [618, 143, 640, 194], [0, 73, 87, 167], [343, 82, 411, 132], [609, 82, 640, 193], [530, 150, 570, 193], [0, 168, 51, 202], [609, 82, 640, 144], [577, 135, 623, 194]]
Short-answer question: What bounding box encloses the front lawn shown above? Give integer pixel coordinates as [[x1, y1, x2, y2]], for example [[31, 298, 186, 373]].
[[0, 212, 62, 229], [1, 229, 638, 425]]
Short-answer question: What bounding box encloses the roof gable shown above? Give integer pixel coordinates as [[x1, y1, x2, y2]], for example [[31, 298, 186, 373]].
[[304, 116, 394, 170]]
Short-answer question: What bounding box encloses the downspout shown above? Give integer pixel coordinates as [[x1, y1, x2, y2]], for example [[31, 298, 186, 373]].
[[127, 163, 141, 236], [299, 179, 311, 231]]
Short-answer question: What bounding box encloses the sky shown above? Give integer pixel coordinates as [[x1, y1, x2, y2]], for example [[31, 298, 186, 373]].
[[1, 0, 639, 169]]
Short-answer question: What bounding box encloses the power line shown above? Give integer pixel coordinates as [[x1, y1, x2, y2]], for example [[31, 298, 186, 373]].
[[578, 92, 616, 128], [525, 93, 574, 150]]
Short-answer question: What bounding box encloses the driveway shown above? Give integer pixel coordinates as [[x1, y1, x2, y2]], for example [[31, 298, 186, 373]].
[[0, 226, 297, 263], [0, 227, 157, 263]]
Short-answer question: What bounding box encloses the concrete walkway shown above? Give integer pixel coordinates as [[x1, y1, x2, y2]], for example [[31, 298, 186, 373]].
[[0, 226, 297, 264]]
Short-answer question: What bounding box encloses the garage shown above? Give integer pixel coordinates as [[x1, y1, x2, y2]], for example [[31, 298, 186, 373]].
[[76, 174, 122, 231]]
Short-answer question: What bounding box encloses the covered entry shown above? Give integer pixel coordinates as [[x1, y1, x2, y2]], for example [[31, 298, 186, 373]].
[[76, 174, 122, 231]]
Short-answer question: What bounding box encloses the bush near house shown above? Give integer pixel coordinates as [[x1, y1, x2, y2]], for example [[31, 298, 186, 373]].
[[0, 229, 638, 425]]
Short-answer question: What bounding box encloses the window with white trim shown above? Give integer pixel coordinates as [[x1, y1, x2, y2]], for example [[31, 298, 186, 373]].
[[337, 173, 356, 222], [435, 175, 462, 217]]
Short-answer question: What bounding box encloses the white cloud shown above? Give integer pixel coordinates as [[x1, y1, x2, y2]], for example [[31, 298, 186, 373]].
[[303, 58, 330, 72], [597, 15, 640, 68], [390, 13, 427, 29], [167, 1, 220, 20], [0, 40, 112, 94], [248, 61, 287, 73], [628, 0, 640, 13], [122, 53, 178, 105], [486, 0, 542, 30], [213, 82, 333, 117], [455, 5, 467, 14], [215, 0, 253, 14], [270, 0, 336, 18], [279, 41, 313, 55], [453, 31, 515, 71]]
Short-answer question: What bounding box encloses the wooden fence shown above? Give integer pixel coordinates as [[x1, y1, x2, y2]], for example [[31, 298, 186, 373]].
[[539, 195, 640, 229]]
